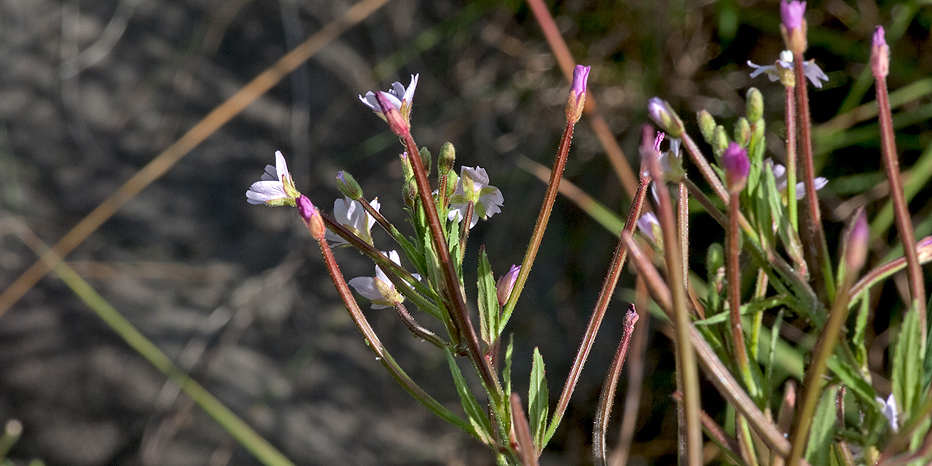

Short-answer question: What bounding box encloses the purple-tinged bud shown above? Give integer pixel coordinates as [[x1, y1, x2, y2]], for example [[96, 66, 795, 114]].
[[844, 208, 869, 272], [647, 98, 684, 137], [496, 265, 521, 307], [780, 1, 808, 55], [566, 65, 591, 123], [871, 26, 889, 78], [722, 142, 750, 194], [335, 170, 363, 200], [637, 212, 661, 243], [917, 236, 932, 263], [376, 92, 410, 138], [297, 195, 325, 240]]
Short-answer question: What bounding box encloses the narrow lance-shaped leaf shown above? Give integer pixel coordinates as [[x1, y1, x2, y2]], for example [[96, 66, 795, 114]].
[[529, 347, 549, 452], [893, 305, 925, 414], [444, 350, 494, 445], [476, 247, 499, 347], [805, 385, 839, 465]]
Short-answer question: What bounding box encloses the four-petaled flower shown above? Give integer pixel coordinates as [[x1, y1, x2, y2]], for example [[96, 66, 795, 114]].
[[765, 158, 827, 201], [359, 74, 419, 121], [348, 250, 418, 310], [748, 51, 828, 88], [448, 166, 504, 229], [246, 151, 301, 206], [325, 196, 381, 246]]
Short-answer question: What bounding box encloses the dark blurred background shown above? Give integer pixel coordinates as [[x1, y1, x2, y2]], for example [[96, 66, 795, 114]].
[[1, 0, 930, 464]]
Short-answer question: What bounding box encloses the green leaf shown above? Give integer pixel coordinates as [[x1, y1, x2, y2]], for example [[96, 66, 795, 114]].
[[529, 347, 549, 451], [444, 350, 494, 445], [893, 306, 925, 414], [827, 354, 876, 404], [805, 385, 839, 466], [503, 335, 515, 402], [476, 247, 499, 347]]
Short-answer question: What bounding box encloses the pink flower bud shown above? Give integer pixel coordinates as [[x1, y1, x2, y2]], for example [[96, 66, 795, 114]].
[[297, 195, 325, 240], [845, 209, 869, 272], [780, 1, 808, 54], [647, 98, 684, 137], [375, 92, 410, 138], [496, 265, 520, 307], [722, 143, 750, 194], [871, 26, 889, 78]]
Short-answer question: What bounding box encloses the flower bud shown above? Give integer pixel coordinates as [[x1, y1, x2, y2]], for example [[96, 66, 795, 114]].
[[419, 147, 432, 177], [439, 142, 456, 174], [780, 1, 808, 55], [403, 179, 417, 207], [376, 92, 410, 138], [636, 212, 663, 252], [712, 125, 729, 160], [400, 151, 414, 182], [496, 265, 521, 307], [734, 117, 751, 147], [723, 142, 750, 194], [844, 208, 869, 272], [336, 171, 363, 200], [297, 195, 325, 240], [647, 97, 684, 137], [746, 88, 764, 123], [698, 110, 717, 143], [566, 65, 591, 124], [871, 26, 889, 78], [917, 236, 932, 263]]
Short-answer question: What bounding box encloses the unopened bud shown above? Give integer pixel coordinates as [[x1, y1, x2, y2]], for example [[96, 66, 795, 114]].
[[735, 117, 751, 147], [403, 179, 417, 207], [917, 236, 932, 263], [376, 92, 410, 138], [844, 208, 869, 272], [400, 152, 414, 182], [723, 142, 750, 194], [496, 265, 521, 307], [439, 142, 456, 174], [297, 195, 325, 240], [780, 1, 808, 55], [419, 147, 432, 177], [871, 26, 889, 78], [647, 97, 684, 137], [712, 125, 729, 160], [698, 110, 717, 143], [746, 88, 764, 123], [566, 65, 591, 124], [336, 171, 363, 200]]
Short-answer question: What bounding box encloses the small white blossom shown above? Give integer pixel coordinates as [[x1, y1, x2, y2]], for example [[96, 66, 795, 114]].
[[765, 158, 827, 200], [246, 151, 300, 206], [359, 74, 419, 119], [348, 250, 418, 310], [748, 51, 829, 88], [448, 166, 504, 229], [876, 394, 899, 432], [325, 197, 380, 246]]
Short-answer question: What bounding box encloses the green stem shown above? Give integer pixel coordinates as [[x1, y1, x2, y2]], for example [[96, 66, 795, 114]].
[[784, 84, 799, 232], [785, 272, 857, 465], [314, 232, 479, 439], [401, 133, 505, 412], [728, 192, 756, 399]]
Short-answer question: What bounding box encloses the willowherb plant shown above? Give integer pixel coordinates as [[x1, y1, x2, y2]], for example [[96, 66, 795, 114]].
[[247, 2, 931, 465]]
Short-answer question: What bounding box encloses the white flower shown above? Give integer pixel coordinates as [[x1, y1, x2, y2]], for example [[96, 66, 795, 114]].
[[876, 394, 899, 432], [765, 158, 827, 200], [325, 197, 380, 246], [748, 51, 828, 88], [348, 250, 418, 310], [246, 151, 300, 206], [448, 166, 504, 229], [359, 74, 419, 119]]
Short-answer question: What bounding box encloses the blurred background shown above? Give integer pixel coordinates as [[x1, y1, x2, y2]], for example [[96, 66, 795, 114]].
[[1, 0, 930, 464]]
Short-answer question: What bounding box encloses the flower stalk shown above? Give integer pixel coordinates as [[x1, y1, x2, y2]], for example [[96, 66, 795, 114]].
[[872, 25, 927, 341]]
